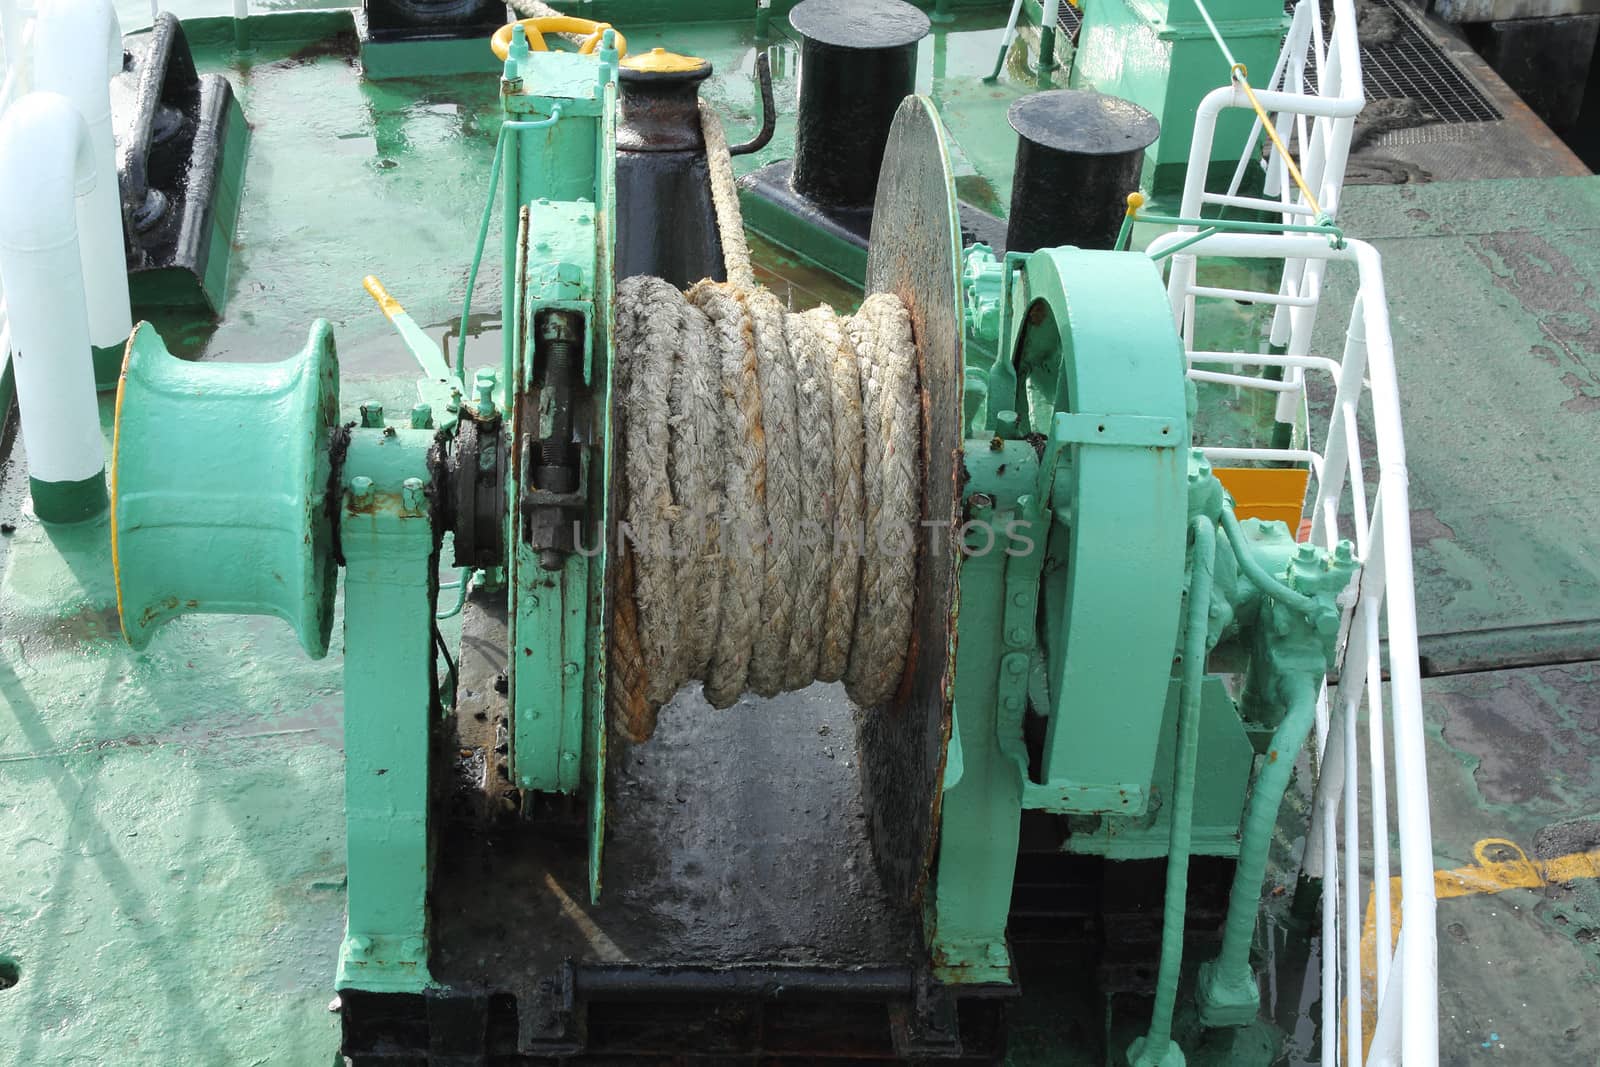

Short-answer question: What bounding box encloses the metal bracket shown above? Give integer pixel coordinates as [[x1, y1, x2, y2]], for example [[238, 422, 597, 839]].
[[1051, 411, 1181, 449]]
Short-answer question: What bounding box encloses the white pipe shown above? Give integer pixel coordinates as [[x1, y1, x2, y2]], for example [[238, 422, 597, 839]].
[[32, 0, 130, 354], [0, 90, 105, 508]]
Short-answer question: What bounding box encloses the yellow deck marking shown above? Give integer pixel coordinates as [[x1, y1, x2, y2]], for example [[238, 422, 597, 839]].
[[1355, 837, 1600, 1061]]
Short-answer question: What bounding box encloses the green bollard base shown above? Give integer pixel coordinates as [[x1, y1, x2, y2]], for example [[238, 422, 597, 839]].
[[1127, 1035, 1187, 1067], [1195, 958, 1262, 1029], [29, 472, 107, 525]]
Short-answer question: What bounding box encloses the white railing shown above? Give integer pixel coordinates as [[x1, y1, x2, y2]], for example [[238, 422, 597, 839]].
[[1149, 227, 1439, 1067], [1166, 0, 1365, 428]]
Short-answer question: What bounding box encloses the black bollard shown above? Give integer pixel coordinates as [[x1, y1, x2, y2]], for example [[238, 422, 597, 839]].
[[1004, 90, 1160, 254], [614, 50, 726, 288], [789, 0, 930, 207]]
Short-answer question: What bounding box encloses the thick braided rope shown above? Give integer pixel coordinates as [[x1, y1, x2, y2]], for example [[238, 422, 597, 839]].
[[781, 308, 841, 686], [612, 282, 918, 734], [810, 309, 865, 683], [843, 294, 920, 709], [615, 276, 682, 707], [663, 280, 724, 681], [699, 103, 755, 291], [688, 281, 766, 708], [744, 288, 801, 697]]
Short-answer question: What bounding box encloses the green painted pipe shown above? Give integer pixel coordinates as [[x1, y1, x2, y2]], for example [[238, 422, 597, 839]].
[[1148, 226, 1219, 262], [1211, 671, 1321, 981], [459, 107, 565, 375], [1132, 516, 1216, 1066], [1218, 506, 1319, 615], [436, 567, 471, 620], [1132, 211, 1345, 245]]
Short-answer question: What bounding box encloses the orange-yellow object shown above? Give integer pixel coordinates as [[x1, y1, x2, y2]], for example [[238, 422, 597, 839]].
[[1214, 467, 1310, 529], [619, 47, 706, 74], [490, 17, 627, 62]]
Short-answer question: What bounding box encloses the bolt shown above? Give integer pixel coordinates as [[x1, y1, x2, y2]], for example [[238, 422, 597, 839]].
[[1334, 540, 1355, 564], [447, 387, 462, 413], [1011, 592, 1027, 607], [400, 936, 426, 961], [1006, 657, 1026, 676], [474, 369, 497, 418], [350, 476, 374, 506], [410, 403, 433, 429], [401, 477, 425, 513], [1003, 695, 1022, 711], [1295, 542, 1318, 562], [347, 935, 372, 959], [995, 410, 1018, 437], [359, 400, 384, 428], [561, 751, 577, 763], [1007, 627, 1028, 646], [562, 661, 579, 676]]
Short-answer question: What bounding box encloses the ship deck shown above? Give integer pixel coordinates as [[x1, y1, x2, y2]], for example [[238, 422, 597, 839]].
[[2, 4, 1599, 1064]]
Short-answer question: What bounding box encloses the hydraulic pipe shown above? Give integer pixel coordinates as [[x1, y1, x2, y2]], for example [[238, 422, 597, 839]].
[[1204, 671, 1322, 1002], [1130, 515, 1216, 1066], [0, 91, 107, 522], [32, 0, 131, 358], [1218, 505, 1320, 615]]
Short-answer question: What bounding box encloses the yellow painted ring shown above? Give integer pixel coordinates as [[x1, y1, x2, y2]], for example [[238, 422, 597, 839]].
[[490, 17, 627, 62]]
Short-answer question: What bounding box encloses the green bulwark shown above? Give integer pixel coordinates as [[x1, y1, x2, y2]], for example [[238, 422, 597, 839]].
[[1071, 0, 1288, 192]]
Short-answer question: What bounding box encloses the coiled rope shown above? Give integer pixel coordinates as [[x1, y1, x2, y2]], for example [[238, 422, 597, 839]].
[[608, 108, 922, 742]]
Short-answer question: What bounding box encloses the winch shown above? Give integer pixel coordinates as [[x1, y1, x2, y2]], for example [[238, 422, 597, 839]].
[[106, 12, 1360, 1063]]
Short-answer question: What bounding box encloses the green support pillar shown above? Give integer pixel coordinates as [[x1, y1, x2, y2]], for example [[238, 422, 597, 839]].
[[334, 427, 441, 994], [1070, 0, 1289, 192], [926, 469, 1035, 984]]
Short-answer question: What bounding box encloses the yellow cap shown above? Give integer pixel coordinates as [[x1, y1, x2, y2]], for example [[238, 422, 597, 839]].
[[619, 47, 707, 74]]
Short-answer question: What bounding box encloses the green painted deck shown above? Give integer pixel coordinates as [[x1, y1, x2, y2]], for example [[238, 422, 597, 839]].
[[2, 7, 1599, 1065]]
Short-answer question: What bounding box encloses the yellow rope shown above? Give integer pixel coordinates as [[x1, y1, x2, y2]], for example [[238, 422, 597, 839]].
[[1231, 63, 1323, 219]]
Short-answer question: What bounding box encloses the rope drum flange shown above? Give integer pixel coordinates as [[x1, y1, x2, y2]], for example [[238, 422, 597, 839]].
[[609, 278, 922, 742]]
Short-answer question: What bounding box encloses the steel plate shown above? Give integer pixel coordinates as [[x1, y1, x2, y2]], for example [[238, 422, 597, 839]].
[[859, 95, 965, 904]]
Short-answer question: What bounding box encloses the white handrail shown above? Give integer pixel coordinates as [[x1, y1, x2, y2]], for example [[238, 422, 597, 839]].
[[1147, 229, 1439, 1067], [1165, 0, 1365, 425]]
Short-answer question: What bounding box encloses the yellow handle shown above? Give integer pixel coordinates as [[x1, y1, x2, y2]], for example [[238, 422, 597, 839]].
[[490, 17, 627, 62], [362, 275, 403, 320]]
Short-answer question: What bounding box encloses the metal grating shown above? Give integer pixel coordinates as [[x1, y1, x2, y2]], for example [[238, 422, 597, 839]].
[[1056, 1, 1082, 37], [1299, 0, 1502, 123]]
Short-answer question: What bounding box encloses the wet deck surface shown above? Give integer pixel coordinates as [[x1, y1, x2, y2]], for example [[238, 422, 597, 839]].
[[2, 7, 1599, 1066]]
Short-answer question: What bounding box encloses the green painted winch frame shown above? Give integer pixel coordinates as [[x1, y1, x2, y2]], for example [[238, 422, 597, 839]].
[[106, 32, 1358, 1062]]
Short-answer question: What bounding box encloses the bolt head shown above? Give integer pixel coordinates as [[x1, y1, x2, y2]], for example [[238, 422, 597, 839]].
[[400, 936, 426, 961], [348, 935, 372, 958]]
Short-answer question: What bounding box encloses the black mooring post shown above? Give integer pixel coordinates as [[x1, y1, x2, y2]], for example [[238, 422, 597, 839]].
[[789, 0, 931, 207], [1005, 89, 1160, 254], [614, 55, 726, 288]]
